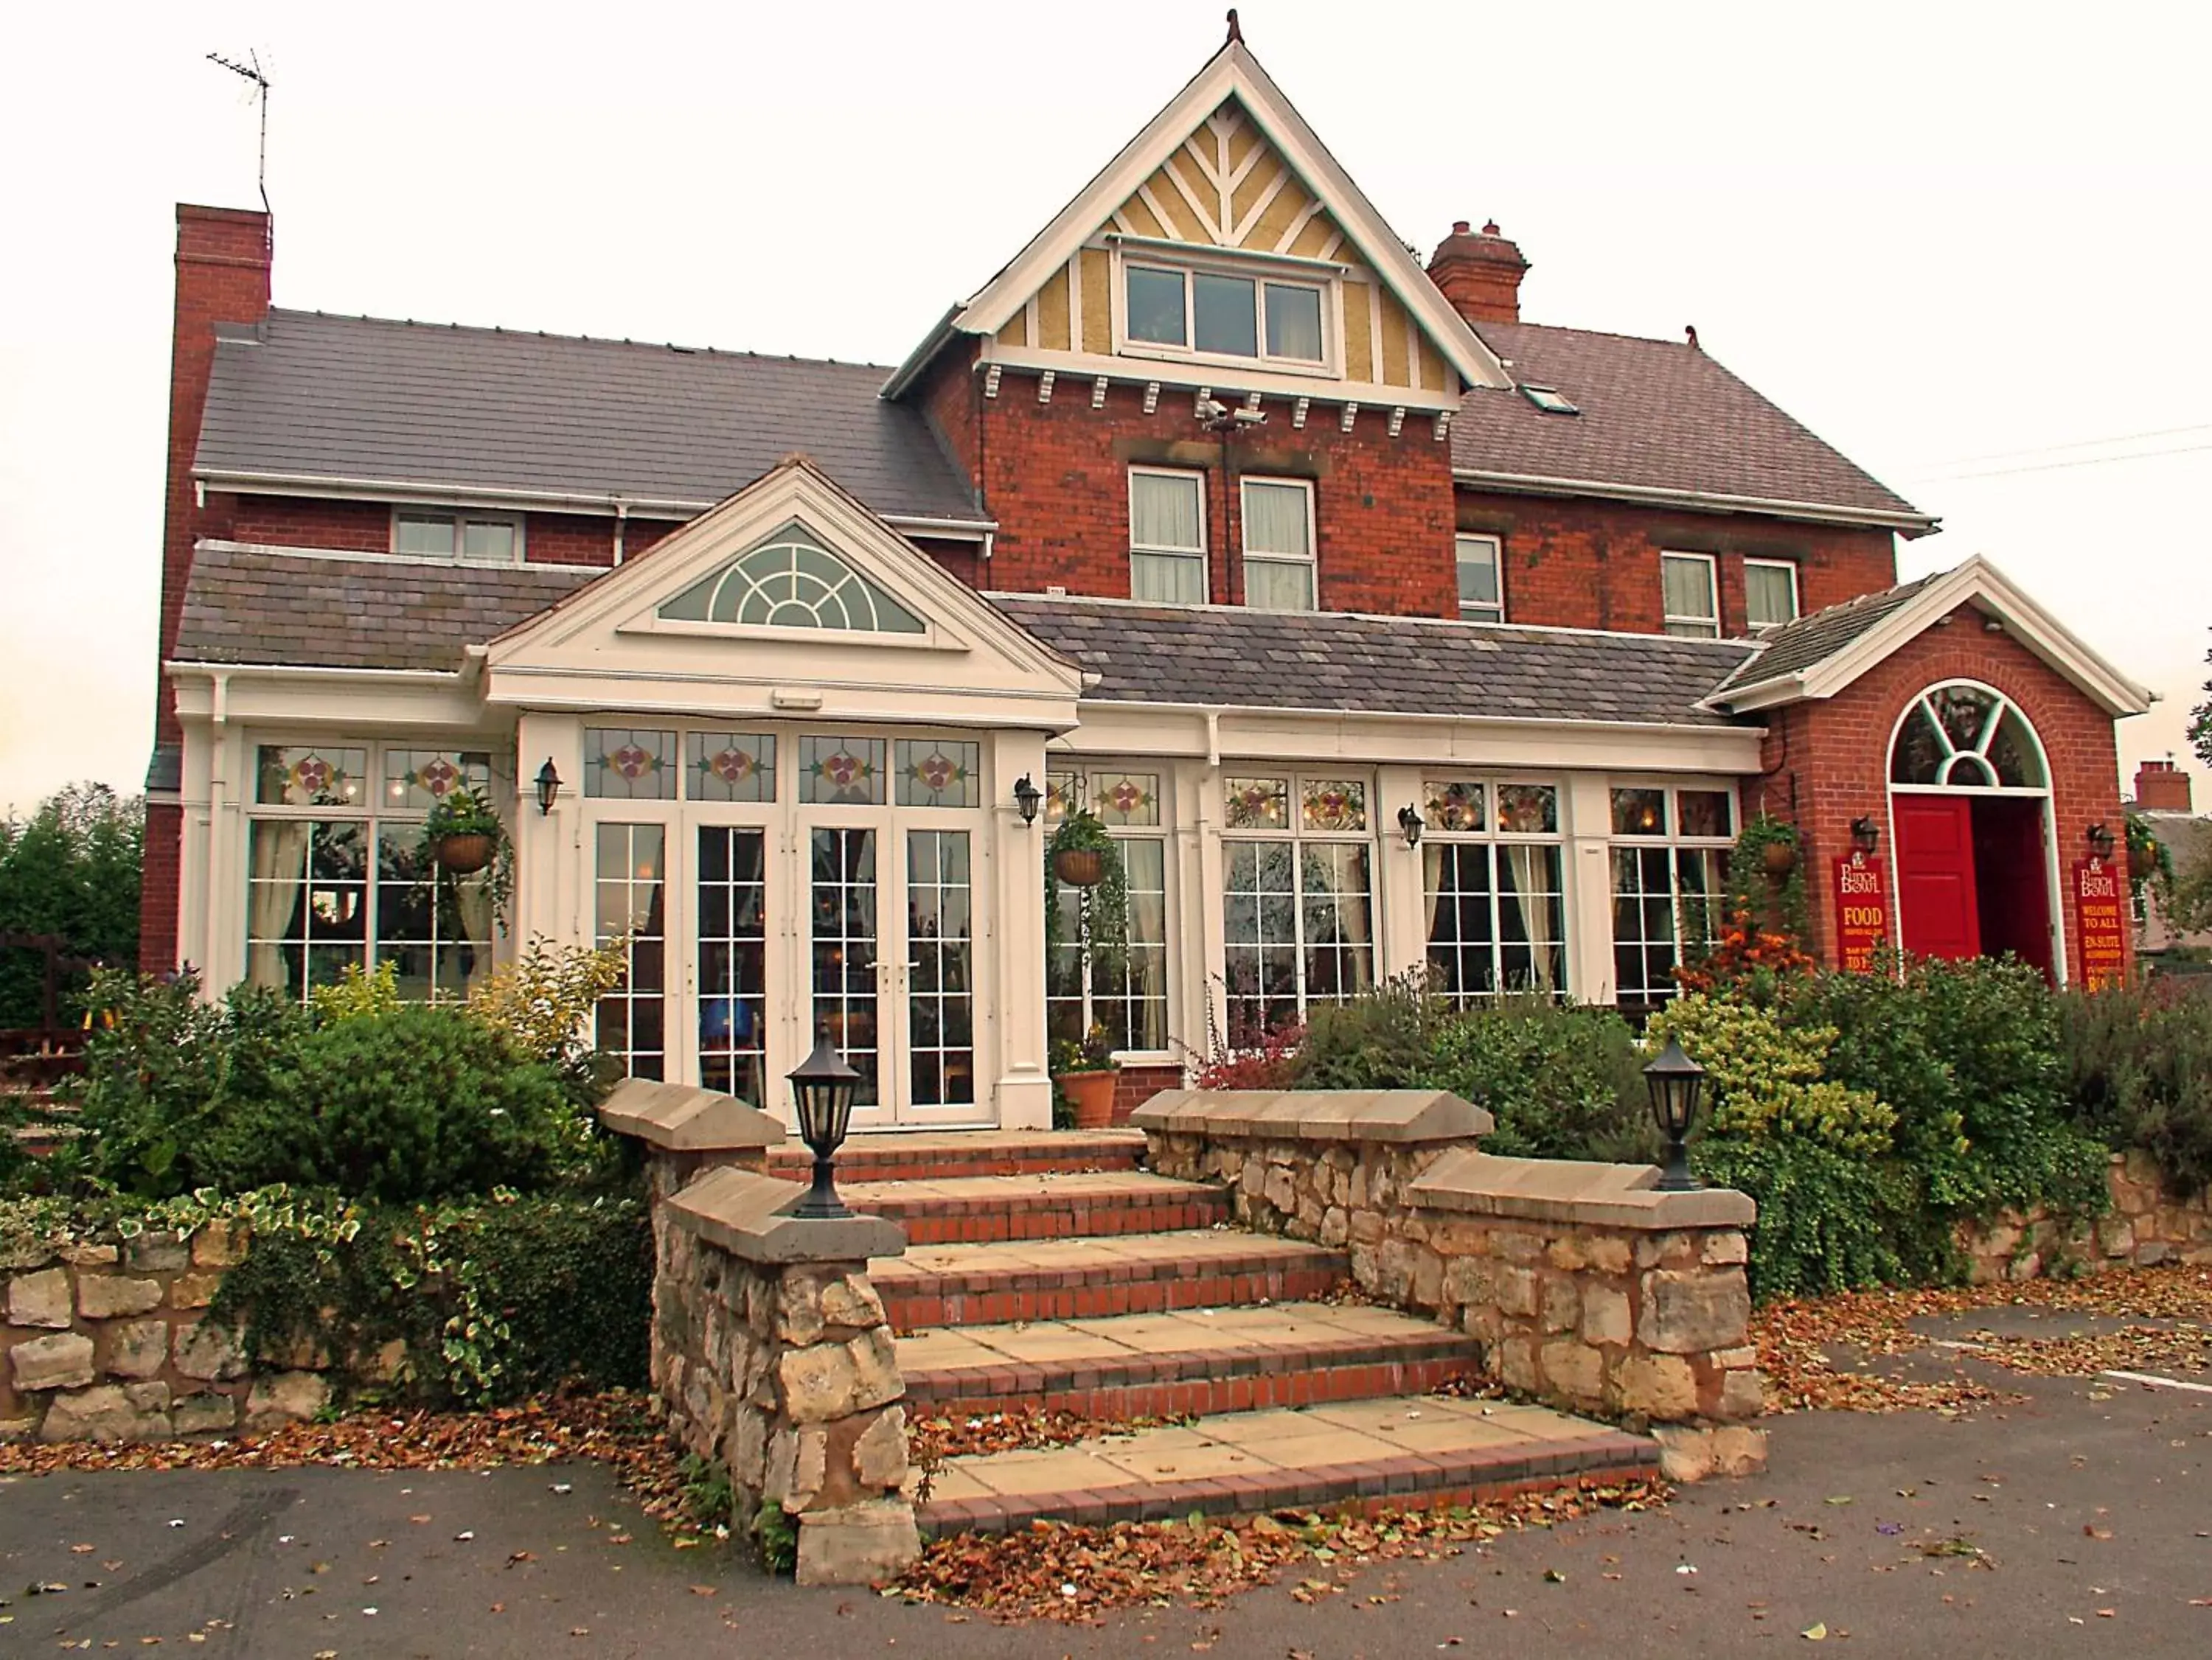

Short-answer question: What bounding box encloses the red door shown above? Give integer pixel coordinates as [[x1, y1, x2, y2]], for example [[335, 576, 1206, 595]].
[[1895, 796, 1980, 960]]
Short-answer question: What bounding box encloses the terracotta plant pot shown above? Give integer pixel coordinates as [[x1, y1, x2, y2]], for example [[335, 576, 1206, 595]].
[[1053, 847, 1106, 887], [1056, 1067, 1119, 1129], [2128, 843, 2159, 881], [1761, 840, 1798, 878], [432, 832, 496, 874]]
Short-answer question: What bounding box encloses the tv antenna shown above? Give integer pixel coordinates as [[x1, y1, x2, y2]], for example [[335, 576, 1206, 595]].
[[206, 49, 273, 220]]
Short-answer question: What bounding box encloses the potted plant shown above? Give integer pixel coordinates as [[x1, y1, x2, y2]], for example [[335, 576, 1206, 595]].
[[1051, 1023, 1120, 1129], [1736, 813, 1800, 879], [418, 785, 514, 923], [2126, 811, 2167, 884]]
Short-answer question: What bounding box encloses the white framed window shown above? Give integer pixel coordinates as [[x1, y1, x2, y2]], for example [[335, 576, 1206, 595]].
[[1240, 478, 1316, 612], [1419, 778, 1565, 1002], [393, 508, 525, 565], [1043, 767, 1171, 1055], [1744, 559, 1801, 632], [1118, 252, 1334, 372], [1660, 551, 1720, 638], [1455, 534, 1504, 623], [1607, 783, 1736, 1007], [1221, 773, 1374, 1042], [1129, 467, 1208, 605]]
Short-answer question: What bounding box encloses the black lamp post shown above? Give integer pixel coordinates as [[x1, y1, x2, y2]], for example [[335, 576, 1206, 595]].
[[1643, 1038, 1706, 1193], [1012, 773, 1043, 827], [786, 1026, 863, 1219], [535, 758, 562, 816]]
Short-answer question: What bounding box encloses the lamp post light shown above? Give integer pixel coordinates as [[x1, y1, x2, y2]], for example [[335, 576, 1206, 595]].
[[535, 758, 562, 816], [786, 1026, 863, 1219], [1643, 1037, 1706, 1193], [1012, 773, 1043, 827]]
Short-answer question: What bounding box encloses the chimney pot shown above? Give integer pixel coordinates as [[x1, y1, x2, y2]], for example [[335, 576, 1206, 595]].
[[1452, 220, 1470, 234]]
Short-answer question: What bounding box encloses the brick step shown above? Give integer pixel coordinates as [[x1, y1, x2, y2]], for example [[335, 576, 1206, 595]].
[[871, 1229, 1346, 1330], [773, 1129, 1147, 1185], [913, 1397, 1658, 1535], [900, 1302, 1482, 1420], [844, 1172, 1228, 1245]]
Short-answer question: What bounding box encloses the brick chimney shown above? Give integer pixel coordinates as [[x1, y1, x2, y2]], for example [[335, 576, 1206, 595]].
[[2134, 758, 2194, 812], [1427, 219, 1529, 326], [144, 204, 271, 971]]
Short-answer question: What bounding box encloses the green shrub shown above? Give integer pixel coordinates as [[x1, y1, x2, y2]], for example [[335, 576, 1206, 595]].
[[1694, 1136, 1912, 1299], [1647, 993, 1894, 1154], [1419, 997, 1657, 1163], [2060, 980, 2212, 1198], [1290, 969, 1445, 1089]]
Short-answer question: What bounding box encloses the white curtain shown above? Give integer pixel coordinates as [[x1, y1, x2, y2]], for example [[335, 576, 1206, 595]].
[[1506, 844, 1558, 994], [1130, 472, 1201, 550], [454, 873, 497, 994], [247, 821, 312, 989], [1241, 481, 1309, 557]]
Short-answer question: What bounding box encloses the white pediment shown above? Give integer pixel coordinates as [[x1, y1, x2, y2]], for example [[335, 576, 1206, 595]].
[[484, 458, 1085, 730]]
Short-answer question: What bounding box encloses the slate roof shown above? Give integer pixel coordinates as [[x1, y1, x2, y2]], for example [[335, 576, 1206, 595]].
[[193, 310, 984, 525], [173, 543, 597, 672], [1455, 321, 1930, 529], [1711, 571, 1945, 698], [990, 596, 1756, 727]]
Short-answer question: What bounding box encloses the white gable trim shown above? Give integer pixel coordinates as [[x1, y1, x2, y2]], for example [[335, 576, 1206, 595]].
[[1715, 555, 2154, 719], [883, 42, 1510, 398]]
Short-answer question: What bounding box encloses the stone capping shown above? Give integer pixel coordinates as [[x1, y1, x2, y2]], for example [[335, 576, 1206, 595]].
[[666, 1165, 905, 1265], [1132, 1088, 1495, 1144], [1410, 1148, 1756, 1230], [597, 1078, 788, 1153]]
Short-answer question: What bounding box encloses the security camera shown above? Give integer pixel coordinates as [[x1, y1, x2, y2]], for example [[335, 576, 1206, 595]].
[[1194, 397, 1231, 425], [1232, 406, 1267, 426]]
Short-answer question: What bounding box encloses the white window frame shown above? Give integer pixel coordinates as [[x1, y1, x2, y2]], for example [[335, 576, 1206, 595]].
[[1127, 466, 1209, 605], [1605, 780, 1738, 1007], [1043, 764, 1175, 1060], [1455, 533, 1505, 623], [1220, 771, 1377, 1040], [392, 507, 527, 565], [1660, 551, 1721, 638], [1742, 558, 1801, 632], [1418, 776, 1568, 1002], [1239, 476, 1318, 613], [1110, 243, 1343, 378]]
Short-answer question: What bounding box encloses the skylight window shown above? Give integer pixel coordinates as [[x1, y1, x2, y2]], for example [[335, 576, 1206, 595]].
[[1519, 384, 1579, 415]]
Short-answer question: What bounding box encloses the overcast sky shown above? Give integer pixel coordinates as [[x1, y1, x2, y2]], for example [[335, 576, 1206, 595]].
[[2, 0, 2207, 814]]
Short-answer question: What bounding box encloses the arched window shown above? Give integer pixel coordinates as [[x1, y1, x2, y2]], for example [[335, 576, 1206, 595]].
[[658, 527, 925, 635], [1889, 682, 2048, 789]]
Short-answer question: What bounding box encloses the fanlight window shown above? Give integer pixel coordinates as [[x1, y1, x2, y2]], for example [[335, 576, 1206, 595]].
[[658, 529, 925, 635], [1890, 683, 2047, 789]]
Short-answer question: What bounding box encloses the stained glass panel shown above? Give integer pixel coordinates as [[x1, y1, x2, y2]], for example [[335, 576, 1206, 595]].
[[799, 735, 886, 806], [1422, 780, 1486, 834], [380, 750, 493, 811], [1223, 776, 1289, 831], [585, 728, 677, 800], [1092, 771, 1161, 827], [255, 746, 367, 807], [686, 732, 776, 803], [895, 740, 980, 809], [1301, 778, 1367, 834], [1496, 784, 1558, 835]]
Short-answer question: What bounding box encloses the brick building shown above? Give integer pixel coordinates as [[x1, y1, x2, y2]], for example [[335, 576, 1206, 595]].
[[142, 32, 2153, 1130]]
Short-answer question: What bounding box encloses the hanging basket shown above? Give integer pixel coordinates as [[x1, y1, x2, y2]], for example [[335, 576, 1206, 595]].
[[432, 832, 497, 874], [2128, 843, 2160, 882], [1761, 840, 1798, 878], [1053, 847, 1106, 888]]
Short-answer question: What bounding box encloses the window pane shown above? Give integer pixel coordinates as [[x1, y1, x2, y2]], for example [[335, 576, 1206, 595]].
[[246, 820, 368, 1002], [1456, 536, 1501, 616], [686, 732, 776, 803], [1745, 562, 1797, 628], [594, 823, 667, 1080], [1301, 778, 1367, 833], [1126, 265, 1186, 345], [1264, 282, 1324, 360], [1495, 784, 1557, 835], [1242, 481, 1310, 558], [1044, 769, 1080, 827], [381, 750, 493, 812], [1424, 842, 1497, 1005], [394, 513, 455, 557], [895, 739, 981, 808], [585, 728, 678, 799], [1661, 554, 1717, 635], [1422, 779, 1486, 833], [1130, 471, 1203, 551], [255, 746, 368, 808], [462, 520, 516, 562], [1091, 771, 1161, 826], [1989, 707, 2046, 787], [1933, 684, 1997, 751], [1678, 789, 1733, 839], [1224, 775, 1289, 830], [1298, 842, 1373, 1008], [1891, 705, 1946, 784], [1245, 557, 1315, 612], [799, 735, 887, 806], [1131, 550, 1206, 604], [1192, 272, 1258, 356], [1611, 788, 1667, 836], [1497, 843, 1565, 997]]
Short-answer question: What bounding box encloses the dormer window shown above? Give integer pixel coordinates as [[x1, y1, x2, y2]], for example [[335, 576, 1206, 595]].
[[1519, 385, 1579, 415], [1117, 248, 1333, 372]]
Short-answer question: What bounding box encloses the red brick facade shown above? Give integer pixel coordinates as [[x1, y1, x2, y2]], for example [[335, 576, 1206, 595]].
[[1750, 604, 2128, 980]]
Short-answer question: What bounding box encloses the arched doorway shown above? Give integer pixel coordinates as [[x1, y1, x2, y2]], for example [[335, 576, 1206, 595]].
[[1887, 680, 2059, 980]]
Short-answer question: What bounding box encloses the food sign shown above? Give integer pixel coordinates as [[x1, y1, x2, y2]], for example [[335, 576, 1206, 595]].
[[1832, 851, 1890, 974]]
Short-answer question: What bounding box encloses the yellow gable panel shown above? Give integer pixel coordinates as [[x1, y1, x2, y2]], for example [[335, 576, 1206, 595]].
[[1036, 263, 1071, 352]]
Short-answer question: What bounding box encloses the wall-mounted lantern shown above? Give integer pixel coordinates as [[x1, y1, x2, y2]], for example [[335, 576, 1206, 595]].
[[1012, 773, 1043, 827], [2087, 821, 2118, 863], [1396, 804, 1424, 848], [1850, 815, 1880, 857], [534, 758, 562, 816]]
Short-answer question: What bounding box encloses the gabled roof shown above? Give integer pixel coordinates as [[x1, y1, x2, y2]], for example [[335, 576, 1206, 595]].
[[1453, 321, 1936, 534], [193, 310, 984, 528], [882, 38, 1512, 400], [1710, 555, 2154, 718], [990, 596, 1755, 728]]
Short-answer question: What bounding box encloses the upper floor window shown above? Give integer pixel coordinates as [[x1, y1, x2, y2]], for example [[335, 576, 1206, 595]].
[[1744, 559, 1800, 632], [394, 509, 524, 565], [1121, 258, 1328, 369], [1456, 534, 1504, 623], [1129, 468, 1207, 605], [1660, 551, 1720, 638], [1241, 478, 1315, 612]]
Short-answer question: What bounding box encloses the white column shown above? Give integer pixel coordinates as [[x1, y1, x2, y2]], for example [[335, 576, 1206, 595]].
[[1565, 773, 1617, 1005], [989, 729, 1052, 1130], [176, 717, 218, 985], [1375, 764, 1427, 980], [1183, 758, 1227, 1055], [512, 714, 586, 949]]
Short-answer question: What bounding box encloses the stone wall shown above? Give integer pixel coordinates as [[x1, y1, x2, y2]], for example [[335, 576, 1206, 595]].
[[3, 1224, 331, 1445], [1135, 1089, 1766, 1482], [1959, 1151, 2212, 1283]]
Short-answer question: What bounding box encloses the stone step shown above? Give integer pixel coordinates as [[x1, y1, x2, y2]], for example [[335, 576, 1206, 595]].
[[912, 1395, 1658, 1535], [775, 1129, 1147, 1185], [870, 1229, 1347, 1331], [900, 1301, 1482, 1420], [845, 1171, 1228, 1246]]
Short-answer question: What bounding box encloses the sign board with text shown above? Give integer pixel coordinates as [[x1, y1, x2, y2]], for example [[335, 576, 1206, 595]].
[[1832, 852, 1890, 974], [2073, 857, 2128, 991]]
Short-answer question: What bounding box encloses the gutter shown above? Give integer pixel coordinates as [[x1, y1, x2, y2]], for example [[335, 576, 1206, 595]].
[[1452, 467, 1941, 536]]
